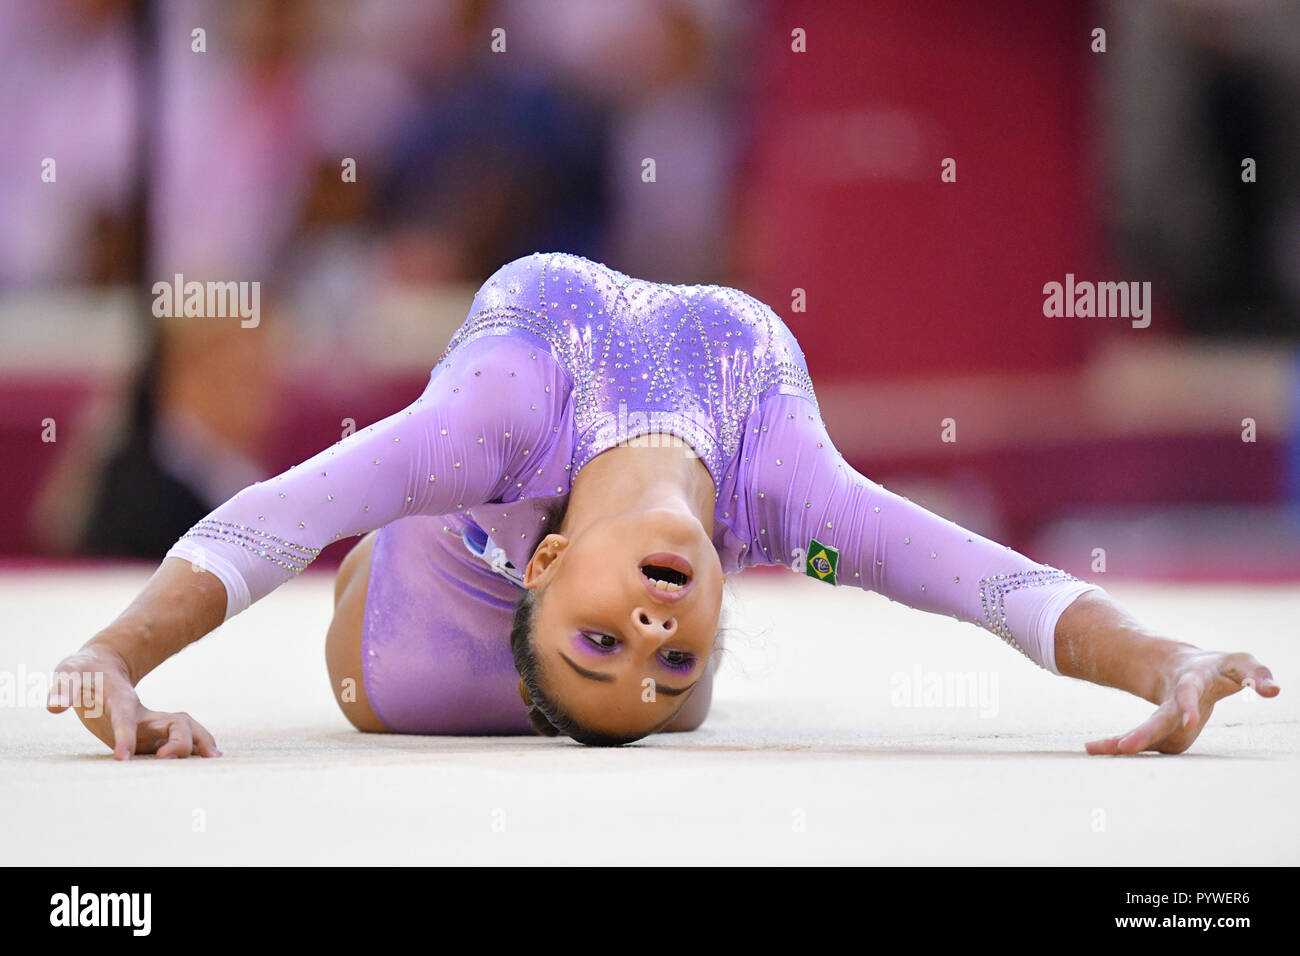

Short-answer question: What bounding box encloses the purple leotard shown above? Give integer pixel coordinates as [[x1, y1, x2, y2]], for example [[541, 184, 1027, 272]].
[[167, 252, 1099, 733]]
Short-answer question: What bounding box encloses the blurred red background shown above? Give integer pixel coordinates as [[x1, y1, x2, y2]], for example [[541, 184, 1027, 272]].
[[2, 0, 1298, 580]]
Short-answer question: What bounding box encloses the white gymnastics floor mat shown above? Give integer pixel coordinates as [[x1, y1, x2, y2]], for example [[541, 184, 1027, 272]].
[[2, 566, 1296, 865]]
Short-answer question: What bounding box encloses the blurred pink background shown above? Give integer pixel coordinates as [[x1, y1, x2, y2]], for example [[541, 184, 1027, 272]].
[[3, 0, 1299, 581]]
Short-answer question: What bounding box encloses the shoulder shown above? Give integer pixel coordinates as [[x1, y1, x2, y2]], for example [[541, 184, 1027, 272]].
[[416, 334, 571, 477], [745, 391, 838, 486], [446, 252, 634, 384], [689, 282, 813, 393], [432, 331, 570, 403]]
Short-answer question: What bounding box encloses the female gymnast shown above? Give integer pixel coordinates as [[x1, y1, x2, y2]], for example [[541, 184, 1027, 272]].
[[47, 252, 1279, 754]]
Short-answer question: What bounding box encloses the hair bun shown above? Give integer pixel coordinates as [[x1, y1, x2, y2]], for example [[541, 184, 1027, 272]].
[[518, 677, 559, 735], [526, 703, 561, 736]]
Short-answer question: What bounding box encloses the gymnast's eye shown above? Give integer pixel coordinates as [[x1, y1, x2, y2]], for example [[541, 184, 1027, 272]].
[[659, 649, 695, 672], [582, 632, 618, 651]]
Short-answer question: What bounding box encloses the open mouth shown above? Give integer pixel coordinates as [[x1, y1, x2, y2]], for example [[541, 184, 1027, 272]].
[[641, 564, 689, 590], [639, 552, 694, 601]]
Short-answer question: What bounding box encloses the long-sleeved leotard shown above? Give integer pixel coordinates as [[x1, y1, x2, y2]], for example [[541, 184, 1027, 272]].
[[736, 392, 1095, 671], [166, 253, 1098, 731]]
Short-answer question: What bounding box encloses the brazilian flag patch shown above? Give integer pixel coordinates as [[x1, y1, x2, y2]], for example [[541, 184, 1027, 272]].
[[805, 538, 839, 585]]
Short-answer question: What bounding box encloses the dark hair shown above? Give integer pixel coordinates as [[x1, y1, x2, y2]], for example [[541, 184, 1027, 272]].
[[510, 589, 662, 747]]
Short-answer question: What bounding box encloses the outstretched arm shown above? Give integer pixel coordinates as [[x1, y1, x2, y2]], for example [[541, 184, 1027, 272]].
[[749, 393, 1280, 752], [47, 335, 566, 757], [748, 395, 1096, 673]]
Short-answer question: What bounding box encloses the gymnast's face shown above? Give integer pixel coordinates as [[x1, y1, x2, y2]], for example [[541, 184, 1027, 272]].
[[522, 508, 724, 739]]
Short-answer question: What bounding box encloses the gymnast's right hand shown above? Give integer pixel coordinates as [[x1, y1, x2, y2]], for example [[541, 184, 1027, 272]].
[[45, 643, 221, 760]]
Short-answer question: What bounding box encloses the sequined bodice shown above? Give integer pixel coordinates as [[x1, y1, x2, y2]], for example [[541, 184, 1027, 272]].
[[445, 252, 818, 485]]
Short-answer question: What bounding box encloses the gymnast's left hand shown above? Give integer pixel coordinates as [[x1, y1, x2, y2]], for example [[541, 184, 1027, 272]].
[[1085, 649, 1279, 755]]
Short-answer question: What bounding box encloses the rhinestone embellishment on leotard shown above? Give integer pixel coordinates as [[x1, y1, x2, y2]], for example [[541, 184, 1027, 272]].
[[978, 567, 1081, 660], [440, 252, 818, 484], [179, 518, 321, 575]]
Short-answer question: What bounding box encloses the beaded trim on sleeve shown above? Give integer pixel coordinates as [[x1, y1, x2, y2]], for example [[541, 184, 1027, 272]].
[[178, 518, 321, 575], [977, 567, 1081, 661]]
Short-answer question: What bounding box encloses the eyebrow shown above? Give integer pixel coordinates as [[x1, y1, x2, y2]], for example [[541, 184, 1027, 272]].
[[557, 652, 699, 697]]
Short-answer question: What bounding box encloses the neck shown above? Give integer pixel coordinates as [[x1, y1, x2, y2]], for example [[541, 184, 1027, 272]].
[[562, 440, 716, 538]]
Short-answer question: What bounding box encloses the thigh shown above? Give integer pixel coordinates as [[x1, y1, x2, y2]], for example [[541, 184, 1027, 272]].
[[359, 516, 535, 735], [325, 532, 387, 732]]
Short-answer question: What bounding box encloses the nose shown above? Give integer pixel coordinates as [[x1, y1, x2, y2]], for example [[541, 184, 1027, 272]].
[[632, 605, 677, 638]]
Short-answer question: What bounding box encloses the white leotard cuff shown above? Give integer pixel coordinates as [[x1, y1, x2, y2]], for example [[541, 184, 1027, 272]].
[[164, 541, 251, 622], [1028, 582, 1103, 675]]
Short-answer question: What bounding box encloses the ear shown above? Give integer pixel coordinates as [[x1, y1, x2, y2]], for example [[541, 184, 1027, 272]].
[[523, 534, 569, 589]]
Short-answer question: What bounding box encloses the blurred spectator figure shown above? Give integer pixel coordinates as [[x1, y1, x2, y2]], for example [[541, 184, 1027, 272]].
[[1104, 0, 1300, 336], [375, 0, 608, 284], [12, 0, 747, 559], [151, 0, 316, 280], [277, 157, 383, 371], [602, 1, 744, 282], [81, 314, 277, 558], [505, 0, 751, 283], [0, 0, 140, 285], [81, 0, 312, 556]]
